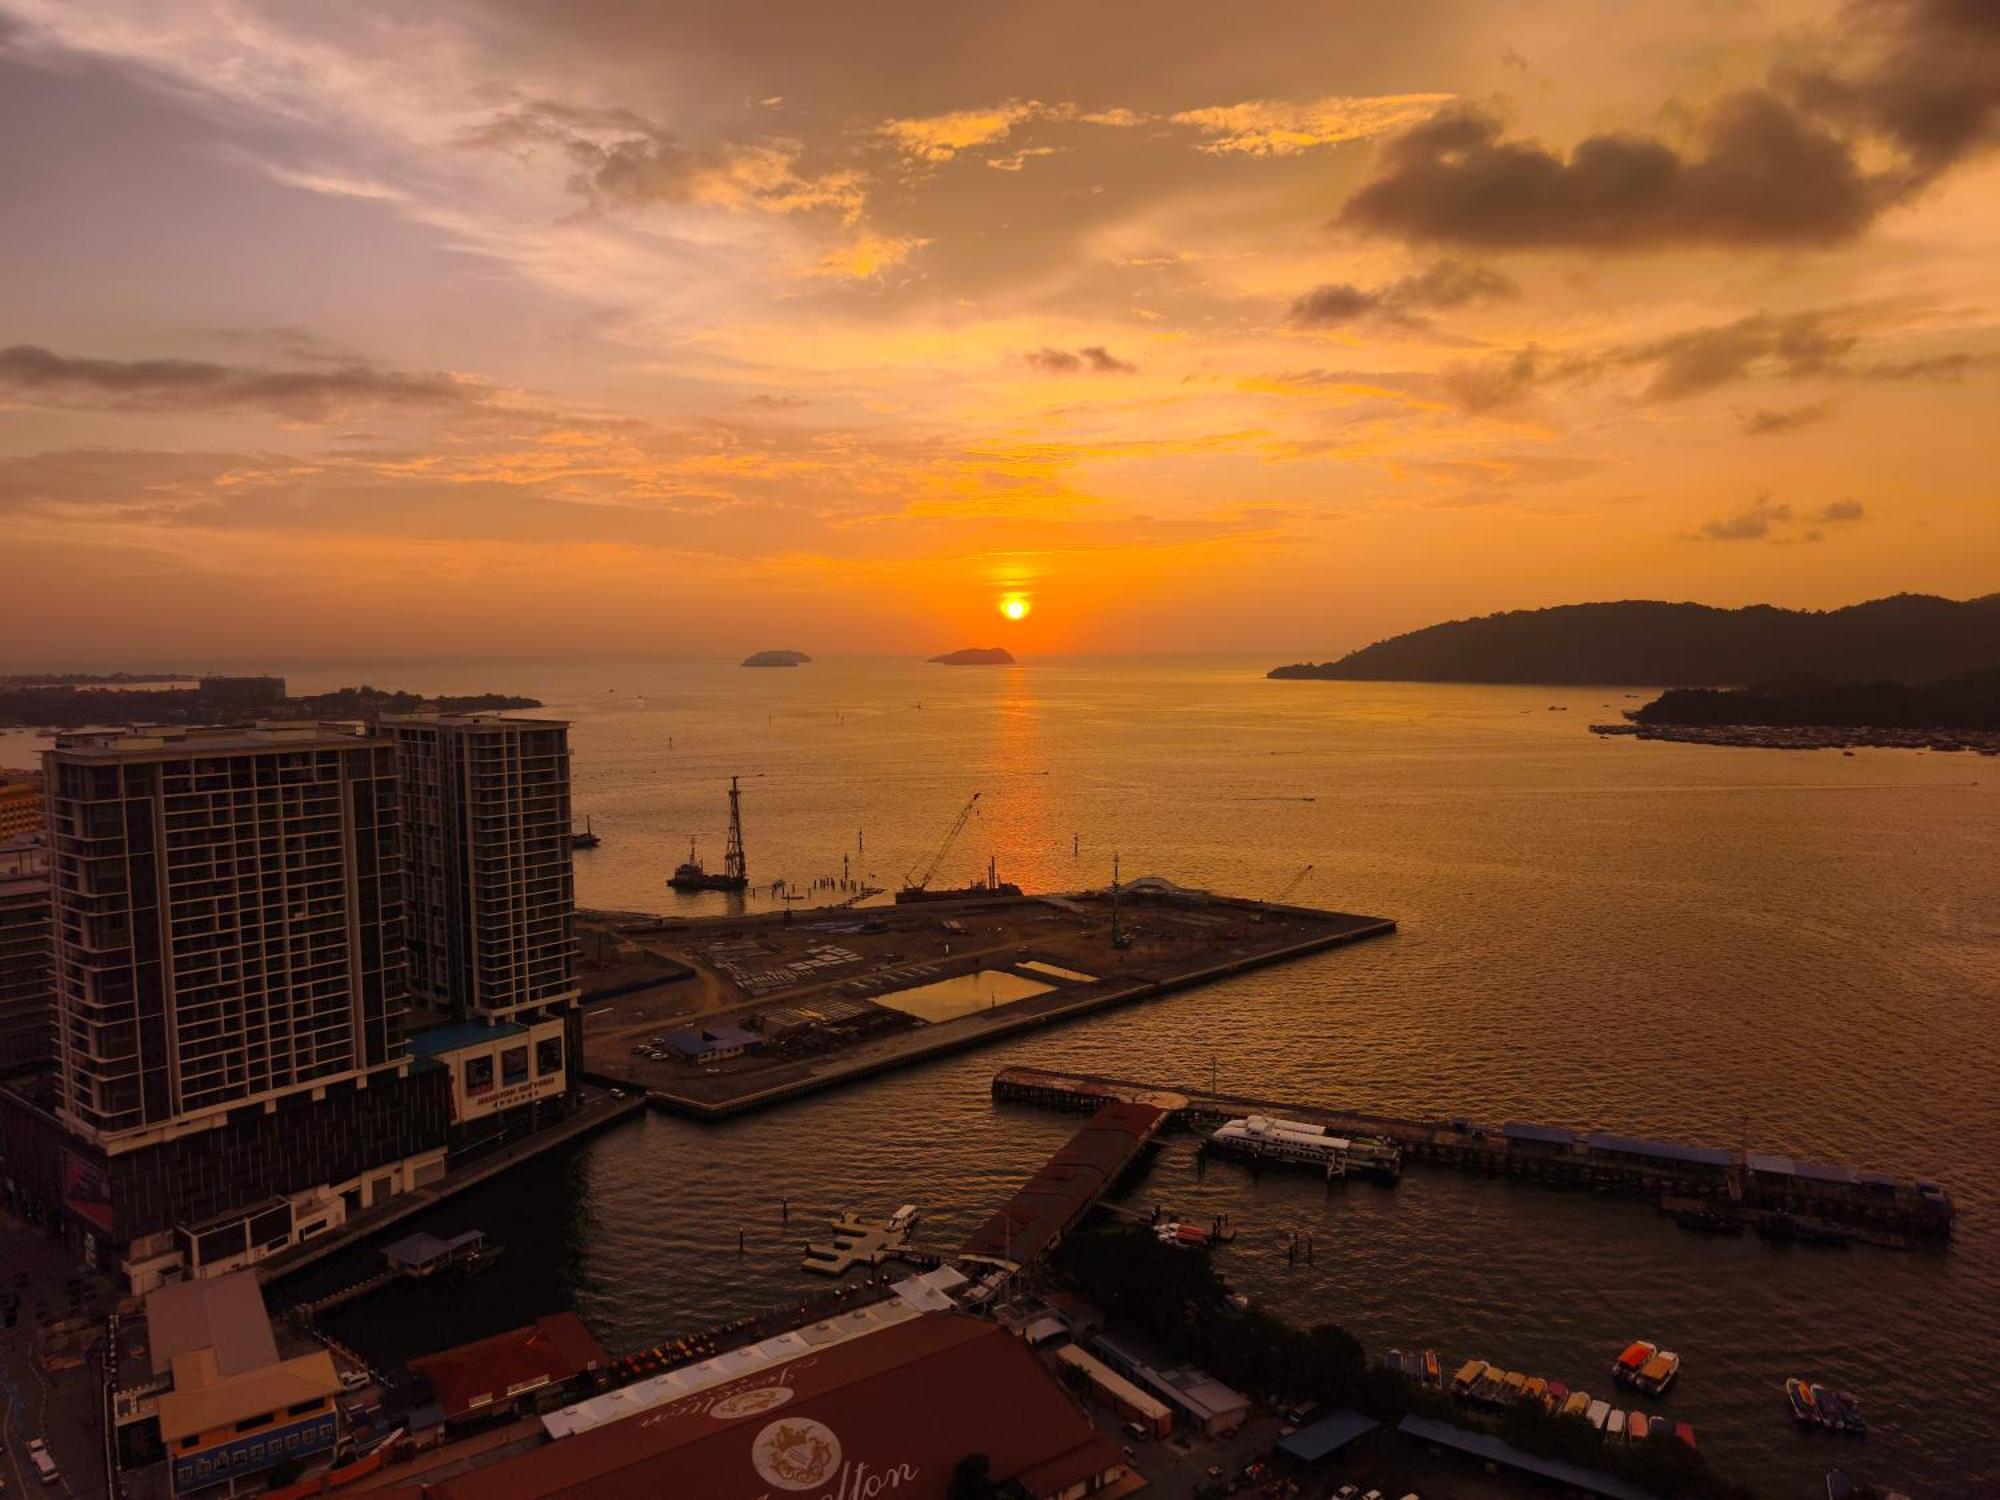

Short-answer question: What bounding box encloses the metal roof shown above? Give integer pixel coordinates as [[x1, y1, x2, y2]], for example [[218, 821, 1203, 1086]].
[[1503, 1121, 1575, 1146], [1397, 1415, 1656, 1500], [145, 1270, 279, 1379], [1278, 1408, 1379, 1462], [1746, 1152, 1862, 1185], [407, 1020, 528, 1058], [1585, 1131, 1734, 1168]]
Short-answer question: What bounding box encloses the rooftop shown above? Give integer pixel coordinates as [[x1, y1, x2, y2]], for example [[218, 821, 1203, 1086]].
[[411, 1314, 609, 1422], [429, 1313, 1122, 1500], [146, 1270, 279, 1379], [50, 722, 379, 759], [1277, 1408, 1379, 1462], [158, 1348, 341, 1443], [378, 713, 570, 731], [1396, 1414, 1655, 1500], [408, 1020, 529, 1059]]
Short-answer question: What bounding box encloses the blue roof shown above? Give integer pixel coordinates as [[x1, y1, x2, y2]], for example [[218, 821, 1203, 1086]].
[[1586, 1131, 1734, 1168], [666, 1023, 758, 1053], [1396, 1415, 1656, 1500], [406, 1020, 527, 1058], [1278, 1409, 1378, 1462], [1503, 1121, 1575, 1147]]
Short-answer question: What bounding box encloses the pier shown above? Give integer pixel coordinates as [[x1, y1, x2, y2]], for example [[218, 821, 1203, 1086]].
[[958, 1099, 1170, 1271], [991, 1066, 1955, 1247]]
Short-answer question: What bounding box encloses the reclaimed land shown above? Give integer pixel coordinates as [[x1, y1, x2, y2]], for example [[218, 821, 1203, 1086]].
[[578, 889, 1395, 1119]]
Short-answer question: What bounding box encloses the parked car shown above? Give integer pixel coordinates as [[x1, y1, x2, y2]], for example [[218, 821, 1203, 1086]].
[[25, 1438, 59, 1486]]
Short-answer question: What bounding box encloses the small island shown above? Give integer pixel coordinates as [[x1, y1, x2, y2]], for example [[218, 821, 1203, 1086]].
[[1592, 668, 2000, 754], [740, 649, 812, 668], [927, 647, 1016, 666]]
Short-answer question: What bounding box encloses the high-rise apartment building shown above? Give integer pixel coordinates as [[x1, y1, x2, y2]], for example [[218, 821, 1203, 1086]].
[[0, 770, 43, 840], [0, 837, 53, 1078], [381, 715, 579, 1023], [17, 723, 450, 1288]]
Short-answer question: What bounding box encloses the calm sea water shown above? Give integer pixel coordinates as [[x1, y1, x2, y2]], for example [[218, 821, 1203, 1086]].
[[33, 657, 1994, 1497]]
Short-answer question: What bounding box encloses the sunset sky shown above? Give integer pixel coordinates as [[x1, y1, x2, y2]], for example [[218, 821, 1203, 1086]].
[[2, 0, 1996, 662]]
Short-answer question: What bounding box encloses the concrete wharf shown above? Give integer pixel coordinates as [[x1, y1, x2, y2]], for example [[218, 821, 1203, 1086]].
[[991, 1067, 1954, 1247]]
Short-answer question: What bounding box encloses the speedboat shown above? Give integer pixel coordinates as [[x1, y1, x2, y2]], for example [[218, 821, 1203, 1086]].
[[887, 1204, 920, 1233], [1422, 1349, 1441, 1386], [1450, 1359, 1486, 1397], [1627, 1411, 1649, 1441], [1834, 1391, 1865, 1434], [1586, 1398, 1610, 1431], [1561, 1390, 1590, 1419], [1813, 1383, 1846, 1430], [1613, 1340, 1657, 1383], [1635, 1350, 1681, 1394], [1787, 1377, 1820, 1425], [1606, 1409, 1627, 1440]]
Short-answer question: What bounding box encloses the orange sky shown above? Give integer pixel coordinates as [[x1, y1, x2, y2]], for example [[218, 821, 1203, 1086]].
[[1, 1, 1996, 663]]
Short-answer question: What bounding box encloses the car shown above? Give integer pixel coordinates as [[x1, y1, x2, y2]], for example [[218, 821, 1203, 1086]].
[[24, 1438, 59, 1486], [1334, 1487, 1360, 1500], [339, 1368, 369, 1392], [1361, 1491, 1385, 1500]]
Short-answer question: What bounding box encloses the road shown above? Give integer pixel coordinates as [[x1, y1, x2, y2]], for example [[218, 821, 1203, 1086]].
[[0, 1211, 114, 1499]]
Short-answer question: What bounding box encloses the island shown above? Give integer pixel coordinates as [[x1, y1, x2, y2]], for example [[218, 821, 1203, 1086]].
[[928, 647, 1016, 666], [1269, 593, 2000, 687], [740, 649, 812, 667], [1590, 668, 2000, 754]]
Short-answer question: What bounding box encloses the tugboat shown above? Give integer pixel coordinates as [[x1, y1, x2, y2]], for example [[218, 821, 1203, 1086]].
[[669, 777, 750, 892]]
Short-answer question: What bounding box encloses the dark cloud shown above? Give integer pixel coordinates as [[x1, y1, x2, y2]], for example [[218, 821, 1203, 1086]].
[[1697, 495, 1793, 541], [745, 394, 811, 408], [1441, 347, 1547, 412], [1740, 401, 1833, 435], [1628, 312, 1853, 400], [1290, 259, 1514, 328], [1813, 497, 1867, 523], [0, 344, 479, 420], [1861, 350, 2000, 381], [1024, 345, 1137, 374], [1340, 1, 2000, 250]]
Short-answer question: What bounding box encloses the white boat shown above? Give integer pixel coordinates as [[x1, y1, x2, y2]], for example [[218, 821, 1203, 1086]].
[[1208, 1115, 1352, 1177], [1607, 1409, 1626, 1440], [887, 1204, 920, 1234], [1586, 1399, 1610, 1431]]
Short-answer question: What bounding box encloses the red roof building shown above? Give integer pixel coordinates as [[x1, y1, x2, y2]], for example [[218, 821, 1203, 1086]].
[[411, 1314, 610, 1424], [960, 1101, 1165, 1266], [415, 1313, 1128, 1500]]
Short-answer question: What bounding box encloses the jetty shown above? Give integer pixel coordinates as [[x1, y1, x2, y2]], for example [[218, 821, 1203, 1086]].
[[802, 1205, 922, 1275], [992, 1067, 1955, 1248]]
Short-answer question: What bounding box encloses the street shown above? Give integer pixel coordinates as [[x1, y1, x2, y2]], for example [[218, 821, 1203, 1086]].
[[0, 1210, 114, 1499]]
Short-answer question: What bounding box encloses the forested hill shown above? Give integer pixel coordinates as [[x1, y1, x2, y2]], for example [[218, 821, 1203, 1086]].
[[1269, 594, 2000, 687]]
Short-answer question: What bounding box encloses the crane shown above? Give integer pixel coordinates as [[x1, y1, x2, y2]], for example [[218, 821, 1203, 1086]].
[[1271, 864, 1313, 903], [903, 791, 982, 893]]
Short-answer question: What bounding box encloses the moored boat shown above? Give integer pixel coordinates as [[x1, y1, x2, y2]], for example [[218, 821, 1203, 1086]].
[[1607, 1408, 1627, 1440], [1834, 1391, 1865, 1434], [1674, 1421, 1697, 1449], [1586, 1398, 1610, 1431], [1612, 1340, 1657, 1383], [1523, 1376, 1547, 1405], [1561, 1390, 1590, 1419], [1423, 1349, 1441, 1386], [1787, 1377, 1820, 1425], [1635, 1349, 1681, 1394], [1502, 1370, 1527, 1402], [1813, 1383, 1846, 1430], [1545, 1379, 1569, 1411], [1627, 1411, 1649, 1441], [1451, 1358, 1486, 1397]]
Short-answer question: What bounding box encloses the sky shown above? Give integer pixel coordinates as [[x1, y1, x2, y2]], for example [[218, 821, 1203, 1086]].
[[1, 0, 1997, 664]]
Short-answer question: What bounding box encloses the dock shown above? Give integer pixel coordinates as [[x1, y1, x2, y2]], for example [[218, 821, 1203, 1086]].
[[991, 1066, 1955, 1247], [579, 886, 1396, 1120], [801, 1206, 922, 1275], [958, 1099, 1171, 1271]]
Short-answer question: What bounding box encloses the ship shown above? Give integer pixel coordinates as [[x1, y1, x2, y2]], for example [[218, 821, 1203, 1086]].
[[1207, 1115, 1355, 1177], [669, 777, 749, 892], [570, 815, 601, 850]]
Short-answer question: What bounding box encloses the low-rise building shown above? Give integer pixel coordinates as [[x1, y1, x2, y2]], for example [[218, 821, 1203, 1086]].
[[663, 1023, 757, 1062], [408, 1018, 569, 1142], [410, 1313, 609, 1428]]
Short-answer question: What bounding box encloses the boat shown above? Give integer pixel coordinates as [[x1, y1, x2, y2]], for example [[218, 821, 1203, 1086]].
[[1472, 1370, 1506, 1403], [1451, 1359, 1486, 1397], [1606, 1409, 1626, 1440], [1561, 1391, 1591, 1419], [1612, 1341, 1657, 1383], [570, 815, 601, 850], [669, 778, 750, 891], [1155, 1220, 1211, 1249], [1826, 1469, 1853, 1500], [1207, 1115, 1353, 1176], [1523, 1376, 1547, 1404], [1422, 1349, 1441, 1386], [1787, 1377, 1821, 1425], [1503, 1370, 1528, 1402], [1635, 1350, 1681, 1394], [1813, 1383, 1846, 1430], [1834, 1391, 1865, 1434], [1545, 1379, 1569, 1410], [1345, 1135, 1404, 1183], [1586, 1399, 1610, 1431], [1674, 1421, 1697, 1449], [887, 1204, 920, 1234], [1627, 1411, 1649, 1441]]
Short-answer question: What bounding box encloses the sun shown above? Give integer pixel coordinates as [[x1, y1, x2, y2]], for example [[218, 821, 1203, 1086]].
[[998, 593, 1031, 622]]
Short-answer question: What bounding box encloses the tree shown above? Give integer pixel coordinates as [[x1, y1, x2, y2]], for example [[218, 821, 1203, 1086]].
[[948, 1453, 999, 1500]]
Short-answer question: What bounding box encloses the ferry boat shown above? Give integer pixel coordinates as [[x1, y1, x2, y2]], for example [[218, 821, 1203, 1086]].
[[1634, 1349, 1681, 1394], [1612, 1340, 1658, 1383], [1787, 1377, 1821, 1425], [1450, 1359, 1487, 1397], [1207, 1115, 1353, 1177], [1586, 1399, 1610, 1431], [1561, 1390, 1591, 1419]]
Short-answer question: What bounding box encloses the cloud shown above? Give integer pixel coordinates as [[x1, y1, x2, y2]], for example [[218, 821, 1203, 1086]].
[[1697, 495, 1793, 541], [1813, 497, 1866, 523], [1340, 2, 2000, 250], [1290, 259, 1515, 329], [1024, 346, 1138, 375], [1441, 347, 1567, 412], [1171, 94, 1454, 156], [1862, 351, 2000, 381], [1629, 312, 1854, 400], [465, 100, 864, 220], [877, 102, 1049, 163], [1739, 401, 1833, 435], [745, 394, 810, 409], [0, 344, 483, 421], [811, 231, 928, 278]]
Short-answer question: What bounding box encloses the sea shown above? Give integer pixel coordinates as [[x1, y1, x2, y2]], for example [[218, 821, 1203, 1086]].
[[9, 655, 1996, 1495]]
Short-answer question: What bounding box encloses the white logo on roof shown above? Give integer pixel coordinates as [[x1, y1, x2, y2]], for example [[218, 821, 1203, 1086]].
[[751, 1417, 841, 1491]]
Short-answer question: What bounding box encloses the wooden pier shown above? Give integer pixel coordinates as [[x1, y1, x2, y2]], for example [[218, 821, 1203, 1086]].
[[991, 1067, 1955, 1247]]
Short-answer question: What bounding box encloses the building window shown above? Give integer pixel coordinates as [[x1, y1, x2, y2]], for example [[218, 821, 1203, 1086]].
[[501, 1045, 529, 1085], [536, 1036, 564, 1076], [464, 1054, 494, 1094]]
